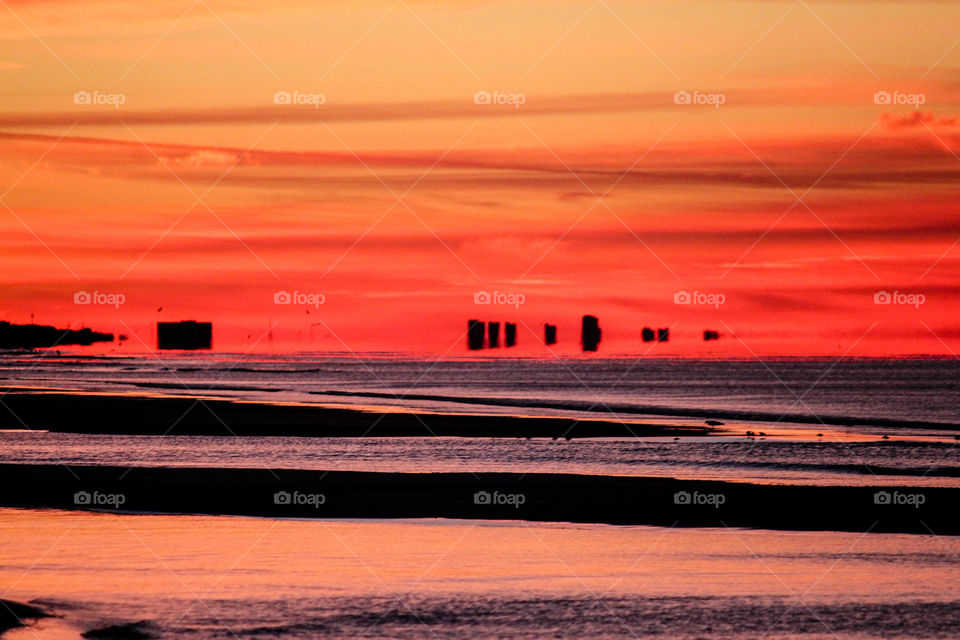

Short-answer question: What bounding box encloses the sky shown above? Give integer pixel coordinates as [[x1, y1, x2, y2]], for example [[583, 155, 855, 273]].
[[1, 0, 959, 356]]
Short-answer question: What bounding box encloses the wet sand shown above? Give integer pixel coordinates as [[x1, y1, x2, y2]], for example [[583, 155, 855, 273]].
[[0, 463, 955, 535], [0, 388, 713, 438]]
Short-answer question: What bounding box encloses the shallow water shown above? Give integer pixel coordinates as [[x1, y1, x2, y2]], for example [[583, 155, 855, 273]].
[[1, 432, 958, 487], [3, 354, 960, 430], [2, 509, 959, 639]]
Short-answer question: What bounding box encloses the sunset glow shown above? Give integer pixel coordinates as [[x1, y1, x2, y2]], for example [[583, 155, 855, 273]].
[[2, 0, 959, 355]]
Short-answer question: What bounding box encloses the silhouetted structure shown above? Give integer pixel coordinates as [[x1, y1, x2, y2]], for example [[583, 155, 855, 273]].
[[703, 330, 720, 341], [505, 322, 517, 347], [642, 327, 655, 342], [488, 322, 501, 348], [581, 315, 601, 352], [657, 328, 670, 342], [467, 320, 485, 350], [157, 321, 212, 350], [0, 321, 113, 349], [544, 324, 557, 346]]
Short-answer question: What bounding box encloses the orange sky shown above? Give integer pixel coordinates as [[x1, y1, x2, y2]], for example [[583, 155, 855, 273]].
[[1, 0, 959, 355]]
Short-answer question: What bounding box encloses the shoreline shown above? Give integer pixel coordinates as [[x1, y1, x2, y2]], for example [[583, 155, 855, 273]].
[[0, 388, 714, 438], [1, 463, 955, 535]]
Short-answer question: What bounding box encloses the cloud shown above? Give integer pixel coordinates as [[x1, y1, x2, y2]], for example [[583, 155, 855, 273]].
[[881, 111, 960, 130]]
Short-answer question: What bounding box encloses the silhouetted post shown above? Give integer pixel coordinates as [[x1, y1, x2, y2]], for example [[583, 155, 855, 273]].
[[467, 320, 485, 350], [488, 322, 501, 348], [581, 315, 601, 352], [157, 321, 212, 350], [703, 330, 719, 341], [657, 327, 669, 342], [544, 324, 557, 345], [642, 327, 655, 342], [505, 322, 517, 347]]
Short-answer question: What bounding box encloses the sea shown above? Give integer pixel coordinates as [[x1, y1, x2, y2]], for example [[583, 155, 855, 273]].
[[1, 353, 958, 639]]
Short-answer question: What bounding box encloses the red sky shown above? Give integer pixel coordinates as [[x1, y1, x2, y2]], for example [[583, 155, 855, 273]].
[[1, 0, 959, 356]]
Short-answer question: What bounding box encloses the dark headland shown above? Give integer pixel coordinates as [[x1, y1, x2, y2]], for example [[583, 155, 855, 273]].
[[1, 464, 956, 536], [0, 321, 112, 349], [0, 599, 50, 635]]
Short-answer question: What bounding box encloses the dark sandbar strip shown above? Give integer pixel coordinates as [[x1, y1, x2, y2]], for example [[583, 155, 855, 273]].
[[0, 389, 712, 438], [311, 389, 960, 432], [0, 464, 955, 535]]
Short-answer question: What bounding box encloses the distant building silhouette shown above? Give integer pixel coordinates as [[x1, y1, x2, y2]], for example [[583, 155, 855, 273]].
[[581, 315, 601, 351], [703, 330, 720, 341], [657, 328, 670, 342], [505, 322, 517, 347], [0, 321, 113, 349], [467, 320, 485, 350], [642, 327, 655, 342], [157, 321, 212, 350], [544, 323, 557, 345], [488, 322, 500, 348]]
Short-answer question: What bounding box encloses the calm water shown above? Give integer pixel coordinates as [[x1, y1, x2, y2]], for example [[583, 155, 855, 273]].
[[2, 509, 959, 640], [2, 354, 959, 487], [1, 432, 958, 487], [2, 354, 960, 429], [2, 356, 959, 639]]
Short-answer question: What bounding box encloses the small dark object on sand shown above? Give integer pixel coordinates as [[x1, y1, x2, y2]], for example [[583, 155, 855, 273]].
[[705, 420, 724, 426], [817, 433, 823, 437], [745, 430, 756, 437], [881, 435, 890, 440]]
